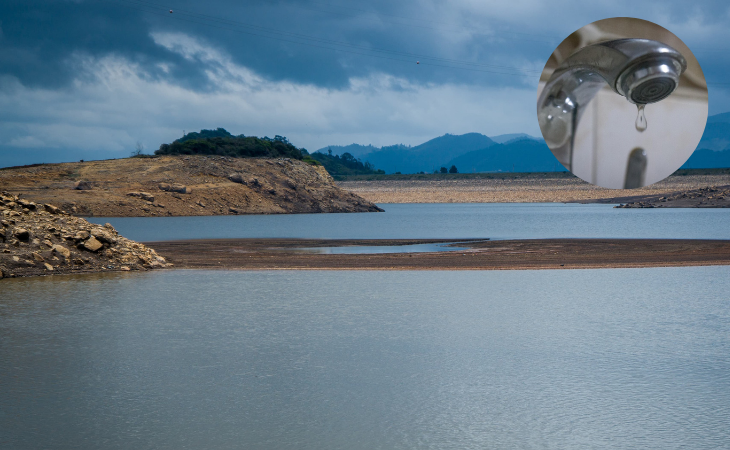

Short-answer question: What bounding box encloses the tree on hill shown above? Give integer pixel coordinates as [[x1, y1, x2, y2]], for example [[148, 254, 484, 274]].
[[306, 150, 385, 177], [449, 165, 458, 173], [155, 128, 303, 160], [176, 128, 237, 143], [440, 167, 448, 174]]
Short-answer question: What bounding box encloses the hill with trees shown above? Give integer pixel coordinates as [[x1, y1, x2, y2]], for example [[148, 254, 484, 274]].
[[155, 128, 303, 160], [445, 138, 566, 173], [360, 133, 497, 174], [306, 149, 385, 178]]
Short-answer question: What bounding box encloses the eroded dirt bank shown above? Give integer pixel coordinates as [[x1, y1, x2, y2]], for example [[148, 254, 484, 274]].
[[0, 156, 382, 217]]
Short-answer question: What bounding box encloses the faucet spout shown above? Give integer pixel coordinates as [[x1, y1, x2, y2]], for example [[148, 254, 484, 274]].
[[538, 38, 687, 171]]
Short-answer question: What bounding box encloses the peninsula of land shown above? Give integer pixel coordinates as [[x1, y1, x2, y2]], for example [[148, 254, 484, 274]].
[[0, 155, 381, 217]]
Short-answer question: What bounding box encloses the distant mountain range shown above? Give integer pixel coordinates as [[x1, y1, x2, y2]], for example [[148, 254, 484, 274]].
[[317, 112, 730, 173], [317, 133, 546, 173], [682, 112, 730, 168]]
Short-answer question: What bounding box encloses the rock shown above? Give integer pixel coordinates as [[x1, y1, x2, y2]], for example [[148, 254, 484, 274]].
[[17, 199, 36, 210], [75, 230, 91, 240], [51, 244, 71, 259], [91, 229, 115, 244], [228, 173, 245, 184], [0, 267, 3, 278], [44, 204, 59, 214], [159, 183, 190, 194], [82, 236, 103, 252], [32, 252, 44, 262], [120, 266, 130, 271], [44, 263, 54, 271], [127, 192, 155, 202], [73, 180, 93, 190], [13, 228, 30, 241]]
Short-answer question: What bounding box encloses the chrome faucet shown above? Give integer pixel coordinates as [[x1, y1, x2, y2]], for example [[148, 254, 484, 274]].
[[537, 38, 687, 171]]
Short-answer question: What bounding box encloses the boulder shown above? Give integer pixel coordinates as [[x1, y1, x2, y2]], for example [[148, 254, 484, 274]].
[[73, 180, 93, 190], [228, 173, 245, 184], [51, 244, 71, 259], [75, 230, 90, 240], [82, 236, 103, 252], [44, 263, 54, 271], [17, 199, 36, 210], [158, 183, 191, 194], [13, 228, 30, 241], [91, 229, 115, 244], [127, 192, 155, 202], [44, 204, 59, 214]]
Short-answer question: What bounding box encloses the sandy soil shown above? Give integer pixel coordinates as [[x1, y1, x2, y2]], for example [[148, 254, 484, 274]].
[[147, 238, 730, 271], [338, 174, 730, 204]]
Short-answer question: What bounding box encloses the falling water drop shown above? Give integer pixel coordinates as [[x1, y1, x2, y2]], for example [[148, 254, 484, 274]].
[[635, 104, 647, 132]]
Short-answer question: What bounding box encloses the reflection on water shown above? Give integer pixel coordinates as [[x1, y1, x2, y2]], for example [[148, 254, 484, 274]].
[[87, 203, 730, 242], [2, 267, 729, 449]]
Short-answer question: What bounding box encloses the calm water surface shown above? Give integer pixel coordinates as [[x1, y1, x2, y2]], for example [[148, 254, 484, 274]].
[[2, 267, 729, 449], [87, 203, 730, 241]]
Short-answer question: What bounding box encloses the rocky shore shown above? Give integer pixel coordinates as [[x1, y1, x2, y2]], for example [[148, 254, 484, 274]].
[[0, 192, 171, 279], [610, 186, 730, 208]]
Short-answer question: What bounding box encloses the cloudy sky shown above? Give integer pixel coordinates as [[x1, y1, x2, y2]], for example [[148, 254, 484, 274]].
[[2, 0, 730, 166]]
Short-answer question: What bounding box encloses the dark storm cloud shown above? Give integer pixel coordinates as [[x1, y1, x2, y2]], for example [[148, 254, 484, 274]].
[[0, 0, 556, 91], [3, 0, 728, 90]]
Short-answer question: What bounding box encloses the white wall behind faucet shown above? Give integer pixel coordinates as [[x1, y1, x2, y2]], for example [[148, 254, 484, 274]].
[[571, 86, 707, 189]]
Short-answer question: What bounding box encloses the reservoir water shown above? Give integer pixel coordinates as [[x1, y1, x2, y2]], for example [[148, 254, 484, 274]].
[[2, 267, 729, 449], [87, 203, 730, 241]]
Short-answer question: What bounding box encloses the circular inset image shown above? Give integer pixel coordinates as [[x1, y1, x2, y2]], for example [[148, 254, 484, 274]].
[[536, 17, 708, 189]]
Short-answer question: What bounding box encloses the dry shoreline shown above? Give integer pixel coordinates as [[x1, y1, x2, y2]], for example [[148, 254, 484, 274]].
[[338, 174, 730, 205], [147, 238, 730, 271]]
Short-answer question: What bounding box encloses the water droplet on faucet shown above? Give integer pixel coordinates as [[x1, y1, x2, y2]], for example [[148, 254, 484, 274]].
[[635, 104, 647, 132]]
